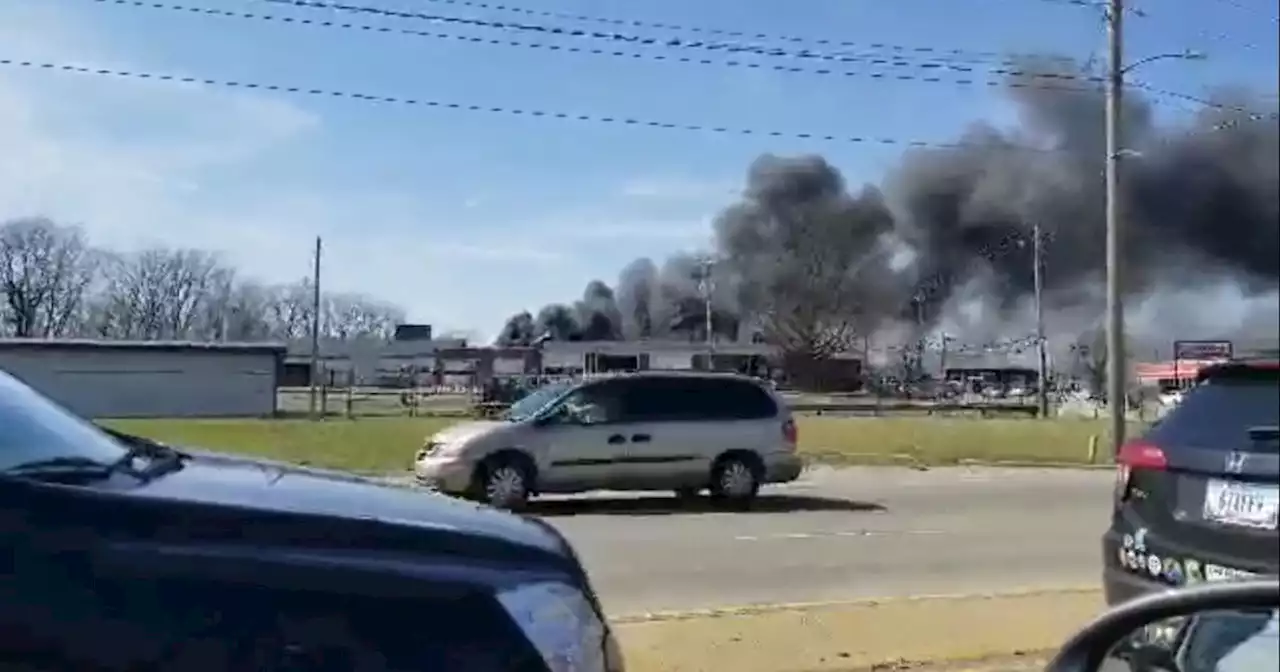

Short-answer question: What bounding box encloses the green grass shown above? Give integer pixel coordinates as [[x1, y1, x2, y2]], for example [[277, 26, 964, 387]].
[[102, 415, 1127, 474]]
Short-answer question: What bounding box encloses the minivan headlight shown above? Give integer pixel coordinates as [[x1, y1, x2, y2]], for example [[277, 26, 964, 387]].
[[496, 581, 619, 671]]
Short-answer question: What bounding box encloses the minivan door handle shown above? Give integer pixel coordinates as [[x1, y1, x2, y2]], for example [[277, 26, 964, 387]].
[[630, 434, 651, 443], [607, 434, 627, 445]]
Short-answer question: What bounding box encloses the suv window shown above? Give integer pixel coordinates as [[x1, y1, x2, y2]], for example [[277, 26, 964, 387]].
[[1147, 369, 1279, 450], [620, 376, 777, 422]]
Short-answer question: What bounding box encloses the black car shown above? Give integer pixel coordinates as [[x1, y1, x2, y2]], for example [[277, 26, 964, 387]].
[[0, 371, 622, 671], [1103, 358, 1280, 606]]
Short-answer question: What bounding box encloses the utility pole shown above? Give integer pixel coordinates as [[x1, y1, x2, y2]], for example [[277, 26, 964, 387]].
[[1032, 222, 1050, 419], [308, 236, 323, 420], [912, 294, 926, 380], [698, 256, 715, 369], [939, 333, 948, 380], [1105, 0, 1127, 453]]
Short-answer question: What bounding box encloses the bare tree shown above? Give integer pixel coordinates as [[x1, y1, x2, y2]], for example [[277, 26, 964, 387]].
[[263, 279, 316, 339], [94, 248, 230, 340], [0, 217, 97, 337], [0, 216, 412, 344], [322, 292, 403, 340]]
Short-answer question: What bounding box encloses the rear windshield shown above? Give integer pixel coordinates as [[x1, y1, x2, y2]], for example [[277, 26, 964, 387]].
[[1147, 371, 1280, 450]]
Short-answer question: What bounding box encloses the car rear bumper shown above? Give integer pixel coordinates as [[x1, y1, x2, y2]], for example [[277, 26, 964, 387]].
[[1102, 563, 1171, 606], [763, 453, 803, 484], [1101, 529, 1175, 606]]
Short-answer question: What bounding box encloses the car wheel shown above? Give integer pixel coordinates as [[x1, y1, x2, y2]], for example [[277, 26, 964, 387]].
[[709, 454, 760, 508], [474, 456, 532, 510]]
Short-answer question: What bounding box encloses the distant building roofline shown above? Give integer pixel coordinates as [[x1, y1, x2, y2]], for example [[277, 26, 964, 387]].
[[0, 338, 287, 355]]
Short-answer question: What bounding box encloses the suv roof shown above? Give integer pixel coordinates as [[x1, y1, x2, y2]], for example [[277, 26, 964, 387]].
[[588, 370, 766, 382]]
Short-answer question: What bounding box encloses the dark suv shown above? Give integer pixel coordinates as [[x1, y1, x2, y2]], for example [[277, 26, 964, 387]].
[[0, 371, 622, 671], [1103, 359, 1280, 606]]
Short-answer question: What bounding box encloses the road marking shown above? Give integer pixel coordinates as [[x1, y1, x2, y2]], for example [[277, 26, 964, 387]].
[[732, 529, 946, 541], [610, 584, 1101, 622]]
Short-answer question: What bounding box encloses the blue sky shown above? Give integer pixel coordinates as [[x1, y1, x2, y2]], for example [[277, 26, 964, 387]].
[[1, 0, 1276, 340]]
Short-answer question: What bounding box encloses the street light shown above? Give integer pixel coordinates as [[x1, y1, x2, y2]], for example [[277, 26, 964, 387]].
[[1120, 49, 1207, 76]]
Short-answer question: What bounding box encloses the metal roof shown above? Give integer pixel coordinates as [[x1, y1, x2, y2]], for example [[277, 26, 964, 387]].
[[0, 338, 286, 355]]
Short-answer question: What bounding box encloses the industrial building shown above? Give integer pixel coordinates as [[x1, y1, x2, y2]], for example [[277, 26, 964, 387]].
[[0, 339, 285, 419]]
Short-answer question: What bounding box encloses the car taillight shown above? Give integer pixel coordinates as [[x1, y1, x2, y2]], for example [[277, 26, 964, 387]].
[[782, 419, 798, 446], [1114, 439, 1167, 502]]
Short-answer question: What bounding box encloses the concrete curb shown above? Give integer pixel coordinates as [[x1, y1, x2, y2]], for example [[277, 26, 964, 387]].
[[610, 585, 1102, 624], [802, 453, 1115, 471]]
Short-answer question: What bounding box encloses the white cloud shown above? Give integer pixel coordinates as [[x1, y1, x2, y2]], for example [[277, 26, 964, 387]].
[[0, 2, 570, 334], [0, 4, 739, 338], [618, 176, 740, 202]]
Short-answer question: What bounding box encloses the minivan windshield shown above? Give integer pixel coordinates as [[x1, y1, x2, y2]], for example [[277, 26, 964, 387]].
[[0, 371, 127, 471], [503, 381, 574, 422]]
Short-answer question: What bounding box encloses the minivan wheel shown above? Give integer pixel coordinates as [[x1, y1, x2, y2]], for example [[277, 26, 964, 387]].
[[473, 456, 532, 510], [709, 455, 760, 507]]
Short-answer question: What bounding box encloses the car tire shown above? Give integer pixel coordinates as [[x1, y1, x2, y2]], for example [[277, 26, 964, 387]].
[[472, 455, 533, 510], [709, 454, 761, 508]]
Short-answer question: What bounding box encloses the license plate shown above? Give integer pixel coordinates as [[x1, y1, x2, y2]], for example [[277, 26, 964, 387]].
[[1203, 480, 1280, 530], [1204, 564, 1258, 582]]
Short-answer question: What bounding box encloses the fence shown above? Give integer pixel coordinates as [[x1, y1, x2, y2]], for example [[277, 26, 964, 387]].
[[274, 383, 1091, 421]]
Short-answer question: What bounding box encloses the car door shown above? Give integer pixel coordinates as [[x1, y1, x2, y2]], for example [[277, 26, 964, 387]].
[[532, 380, 635, 492], [612, 377, 709, 489]]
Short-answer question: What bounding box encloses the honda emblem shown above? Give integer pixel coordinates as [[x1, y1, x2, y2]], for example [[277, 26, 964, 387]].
[[1224, 452, 1248, 474]]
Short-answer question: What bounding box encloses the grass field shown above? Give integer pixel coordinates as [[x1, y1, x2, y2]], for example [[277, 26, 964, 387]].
[[100, 415, 1123, 474]]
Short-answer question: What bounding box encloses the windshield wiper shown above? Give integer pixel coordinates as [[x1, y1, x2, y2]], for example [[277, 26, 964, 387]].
[[4, 442, 185, 482], [3, 455, 117, 478], [100, 428, 188, 479]]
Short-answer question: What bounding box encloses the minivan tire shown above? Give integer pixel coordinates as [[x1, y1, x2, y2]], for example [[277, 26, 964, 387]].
[[709, 454, 761, 508], [471, 455, 533, 510]]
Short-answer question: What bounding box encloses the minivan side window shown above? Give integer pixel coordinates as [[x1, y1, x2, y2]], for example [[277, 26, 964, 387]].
[[694, 379, 778, 420], [618, 377, 777, 422], [617, 378, 695, 422]]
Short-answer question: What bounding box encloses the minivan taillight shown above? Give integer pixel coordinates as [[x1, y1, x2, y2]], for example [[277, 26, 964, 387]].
[[1114, 439, 1167, 503], [782, 419, 798, 447]]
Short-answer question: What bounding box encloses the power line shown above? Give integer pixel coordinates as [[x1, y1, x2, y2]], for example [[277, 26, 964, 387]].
[[264, 0, 1083, 73], [257, 0, 1270, 115], [94, 0, 1275, 116], [0, 57, 1057, 152], [87, 0, 1104, 96], [397, 0, 1075, 66], [1129, 81, 1279, 120]]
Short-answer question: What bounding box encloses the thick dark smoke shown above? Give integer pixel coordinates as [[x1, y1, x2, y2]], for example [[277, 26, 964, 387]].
[[496, 57, 1279, 356]]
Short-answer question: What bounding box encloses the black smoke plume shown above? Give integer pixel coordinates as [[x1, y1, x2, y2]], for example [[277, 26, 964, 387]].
[[496, 57, 1279, 357]]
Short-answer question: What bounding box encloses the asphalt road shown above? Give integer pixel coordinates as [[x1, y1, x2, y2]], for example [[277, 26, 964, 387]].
[[531, 465, 1117, 616]]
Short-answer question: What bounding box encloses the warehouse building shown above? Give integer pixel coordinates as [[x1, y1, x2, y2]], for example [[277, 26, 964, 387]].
[[0, 339, 285, 419]]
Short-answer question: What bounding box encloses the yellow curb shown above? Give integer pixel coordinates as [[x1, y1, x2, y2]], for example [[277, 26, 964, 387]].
[[614, 588, 1104, 672]]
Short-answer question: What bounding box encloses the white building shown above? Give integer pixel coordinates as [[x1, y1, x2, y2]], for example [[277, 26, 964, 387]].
[[540, 339, 775, 373], [0, 339, 285, 419]]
